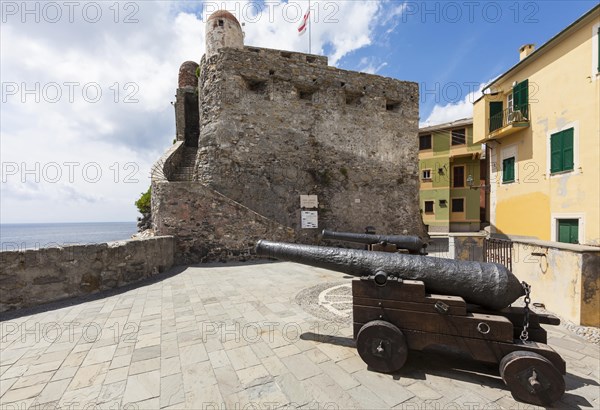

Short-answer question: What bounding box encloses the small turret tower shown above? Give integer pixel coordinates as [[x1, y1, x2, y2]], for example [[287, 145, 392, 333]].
[[205, 10, 244, 59]]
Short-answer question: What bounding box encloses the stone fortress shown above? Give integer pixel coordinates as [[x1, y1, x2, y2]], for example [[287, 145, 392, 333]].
[[151, 10, 427, 264]]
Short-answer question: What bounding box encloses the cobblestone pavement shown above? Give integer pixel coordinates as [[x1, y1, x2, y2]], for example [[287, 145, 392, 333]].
[[1, 261, 598, 409]]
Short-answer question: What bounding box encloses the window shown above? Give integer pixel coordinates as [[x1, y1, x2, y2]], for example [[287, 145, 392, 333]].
[[218, 19, 224, 27], [451, 128, 466, 145], [557, 219, 579, 244], [244, 78, 268, 95], [512, 79, 529, 118], [297, 88, 315, 101], [550, 128, 574, 174], [346, 92, 362, 106], [507, 92, 513, 116], [424, 201, 434, 213], [451, 198, 464, 213], [421, 169, 432, 180], [453, 166, 465, 187], [386, 100, 400, 112], [419, 135, 432, 150], [502, 157, 515, 183]]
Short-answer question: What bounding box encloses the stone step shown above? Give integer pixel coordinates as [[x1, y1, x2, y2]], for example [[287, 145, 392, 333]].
[[169, 147, 198, 181]]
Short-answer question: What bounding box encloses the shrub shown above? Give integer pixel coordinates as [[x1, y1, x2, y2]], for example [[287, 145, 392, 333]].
[[135, 186, 151, 214]]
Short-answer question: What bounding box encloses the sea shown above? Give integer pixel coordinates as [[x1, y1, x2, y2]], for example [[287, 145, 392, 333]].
[[0, 222, 138, 252]]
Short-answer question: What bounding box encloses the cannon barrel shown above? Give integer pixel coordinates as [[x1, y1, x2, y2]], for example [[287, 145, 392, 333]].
[[256, 240, 524, 310], [322, 229, 427, 254]]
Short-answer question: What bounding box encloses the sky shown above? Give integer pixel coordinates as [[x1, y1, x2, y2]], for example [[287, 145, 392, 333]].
[[0, 0, 597, 224]]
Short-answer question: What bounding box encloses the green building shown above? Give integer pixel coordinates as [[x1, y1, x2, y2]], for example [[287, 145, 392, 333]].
[[418, 118, 487, 233]]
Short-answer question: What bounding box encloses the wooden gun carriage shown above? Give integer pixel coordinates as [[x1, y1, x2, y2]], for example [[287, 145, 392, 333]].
[[255, 240, 567, 406], [353, 276, 565, 406]]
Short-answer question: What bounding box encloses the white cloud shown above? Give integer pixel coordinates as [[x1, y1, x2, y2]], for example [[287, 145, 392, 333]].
[[421, 100, 475, 127], [358, 57, 388, 74], [420, 80, 493, 127], [226, 0, 380, 65], [1, 0, 382, 223], [379, 1, 409, 34]]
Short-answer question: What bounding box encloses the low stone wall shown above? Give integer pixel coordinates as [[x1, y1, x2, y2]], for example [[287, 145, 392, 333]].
[[434, 233, 599, 326], [510, 239, 599, 327], [0, 237, 175, 313], [453, 234, 485, 261], [426, 233, 485, 260]]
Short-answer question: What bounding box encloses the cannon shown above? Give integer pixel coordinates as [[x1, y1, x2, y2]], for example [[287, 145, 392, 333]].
[[321, 229, 427, 255], [256, 240, 523, 310], [256, 240, 566, 406]]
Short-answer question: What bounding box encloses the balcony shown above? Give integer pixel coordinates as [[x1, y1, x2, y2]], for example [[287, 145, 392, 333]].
[[488, 104, 530, 140]]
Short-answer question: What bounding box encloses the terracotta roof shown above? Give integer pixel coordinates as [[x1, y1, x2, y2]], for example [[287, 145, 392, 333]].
[[207, 10, 241, 28]]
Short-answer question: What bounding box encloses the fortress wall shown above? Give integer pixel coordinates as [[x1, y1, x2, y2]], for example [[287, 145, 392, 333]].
[[0, 237, 174, 313], [196, 47, 427, 243], [152, 180, 294, 265]]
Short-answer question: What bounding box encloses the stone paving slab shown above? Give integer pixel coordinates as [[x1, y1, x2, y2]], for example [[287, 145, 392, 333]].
[[0, 261, 598, 409]]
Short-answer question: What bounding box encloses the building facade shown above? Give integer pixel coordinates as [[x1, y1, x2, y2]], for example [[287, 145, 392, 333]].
[[418, 119, 486, 233], [152, 10, 427, 263], [473, 5, 600, 246]]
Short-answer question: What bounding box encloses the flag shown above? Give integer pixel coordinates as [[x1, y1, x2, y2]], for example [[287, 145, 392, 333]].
[[298, 10, 310, 35]]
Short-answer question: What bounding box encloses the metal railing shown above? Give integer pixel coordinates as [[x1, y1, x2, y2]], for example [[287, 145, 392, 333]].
[[483, 237, 513, 271], [489, 104, 530, 133]]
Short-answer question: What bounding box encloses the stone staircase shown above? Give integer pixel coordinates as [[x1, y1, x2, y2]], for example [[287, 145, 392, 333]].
[[171, 146, 197, 181]]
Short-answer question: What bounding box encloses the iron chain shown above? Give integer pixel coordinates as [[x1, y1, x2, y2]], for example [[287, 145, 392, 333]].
[[520, 281, 532, 342]]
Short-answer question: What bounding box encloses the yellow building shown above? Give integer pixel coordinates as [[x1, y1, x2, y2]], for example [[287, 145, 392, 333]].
[[474, 5, 600, 246]]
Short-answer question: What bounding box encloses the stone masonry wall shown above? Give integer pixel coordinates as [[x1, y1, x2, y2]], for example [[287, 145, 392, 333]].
[[0, 237, 175, 313], [196, 46, 427, 244], [152, 180, 294, 265]]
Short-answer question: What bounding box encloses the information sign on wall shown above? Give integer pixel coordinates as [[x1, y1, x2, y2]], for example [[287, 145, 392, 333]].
[[300, 195, 319, 209], [301, 211, 318, 228]]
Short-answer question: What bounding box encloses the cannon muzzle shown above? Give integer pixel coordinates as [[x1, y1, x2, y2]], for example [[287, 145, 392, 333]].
[[256, 240, 524, 310], [322, 229, 427, 254]]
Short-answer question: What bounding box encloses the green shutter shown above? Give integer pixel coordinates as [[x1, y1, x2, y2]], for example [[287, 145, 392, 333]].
[[550, 133, 562, 173], [502, 157, 514, 183], [558, 219, 579, 244], [513, 79, 529, 118], [550, 128, 574, 173], [489, 101, 503, 132], [562, 128, 574, 171], [570, 222, 579, 243], [558, 222, 570, 243]]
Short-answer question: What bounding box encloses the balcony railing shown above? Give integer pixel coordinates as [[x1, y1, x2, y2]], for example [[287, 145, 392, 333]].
[[489, 104, 530, 133]]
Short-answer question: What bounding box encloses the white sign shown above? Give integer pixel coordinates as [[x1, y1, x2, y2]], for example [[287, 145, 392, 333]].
[[301, 211, 318, 228], [300, 195, 319, 208]]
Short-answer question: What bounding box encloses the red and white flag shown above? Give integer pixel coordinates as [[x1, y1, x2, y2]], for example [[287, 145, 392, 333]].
[[298, 10, 310, 35]]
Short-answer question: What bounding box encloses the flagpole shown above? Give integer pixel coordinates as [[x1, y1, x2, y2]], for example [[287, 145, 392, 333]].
[[308, 0, 311, 54]]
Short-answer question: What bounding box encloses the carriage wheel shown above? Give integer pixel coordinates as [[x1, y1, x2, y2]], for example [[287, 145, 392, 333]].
[[499, 351, 565, 406], [356, 320, 408, 373]]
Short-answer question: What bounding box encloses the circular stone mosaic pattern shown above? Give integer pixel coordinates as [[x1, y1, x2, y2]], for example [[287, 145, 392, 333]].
[[295, 281, 353, 324]]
